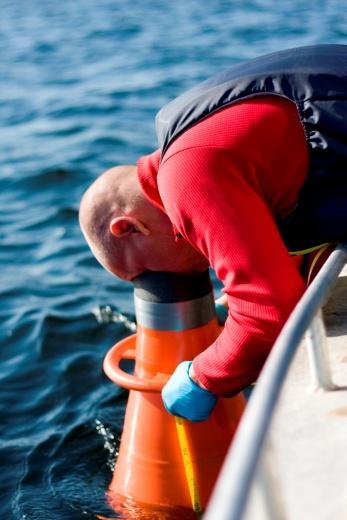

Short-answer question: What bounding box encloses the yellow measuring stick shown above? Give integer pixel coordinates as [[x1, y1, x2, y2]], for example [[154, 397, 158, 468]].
[[175, 416, 202, 516]]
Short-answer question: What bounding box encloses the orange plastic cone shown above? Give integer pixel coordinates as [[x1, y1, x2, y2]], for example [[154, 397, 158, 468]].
[[103, 271, 245, 516]]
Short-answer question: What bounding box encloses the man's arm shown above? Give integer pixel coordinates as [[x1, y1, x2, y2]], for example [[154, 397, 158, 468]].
[[158, 149, 306, 396]]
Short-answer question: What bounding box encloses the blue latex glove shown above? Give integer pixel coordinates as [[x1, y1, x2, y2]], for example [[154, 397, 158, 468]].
[[215, 302, 228, 325], [162, 361, 217, 422]]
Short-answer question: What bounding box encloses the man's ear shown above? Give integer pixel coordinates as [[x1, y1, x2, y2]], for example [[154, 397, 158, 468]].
[[109, 216, 150, 237]]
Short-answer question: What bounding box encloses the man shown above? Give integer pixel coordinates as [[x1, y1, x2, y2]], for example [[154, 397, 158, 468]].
[[80, 44, 347, 422]]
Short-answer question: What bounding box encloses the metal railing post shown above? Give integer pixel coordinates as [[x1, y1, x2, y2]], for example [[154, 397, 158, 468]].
[[305, 309, 336, 391]]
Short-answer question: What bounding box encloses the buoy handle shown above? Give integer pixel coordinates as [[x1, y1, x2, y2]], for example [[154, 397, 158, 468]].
[[103, 335, 169, 392]]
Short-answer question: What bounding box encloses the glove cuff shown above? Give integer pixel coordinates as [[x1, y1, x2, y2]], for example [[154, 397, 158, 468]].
[[215, 302, 229, 324], [187, 362, 214, 395]]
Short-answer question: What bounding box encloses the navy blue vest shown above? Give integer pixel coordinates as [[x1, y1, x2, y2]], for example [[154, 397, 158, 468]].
[[156, 45, 347, 251]]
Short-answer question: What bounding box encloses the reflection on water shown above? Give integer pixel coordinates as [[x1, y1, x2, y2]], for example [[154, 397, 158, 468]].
[[106, 494, 199, 520], [92, 306, 137, 333], [95, 419, 120, 472]]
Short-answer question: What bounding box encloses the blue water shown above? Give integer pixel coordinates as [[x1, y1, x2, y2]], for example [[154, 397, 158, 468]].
[[1, 0, 346, 517]]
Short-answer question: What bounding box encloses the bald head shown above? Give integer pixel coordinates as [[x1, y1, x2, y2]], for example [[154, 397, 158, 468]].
[[79, 164, 150, 278], [79, 164, 209, 280], [80, 165, 142, 231]]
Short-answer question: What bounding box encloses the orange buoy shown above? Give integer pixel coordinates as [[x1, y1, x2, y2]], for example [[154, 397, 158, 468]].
[[103, 271, 245, 516]]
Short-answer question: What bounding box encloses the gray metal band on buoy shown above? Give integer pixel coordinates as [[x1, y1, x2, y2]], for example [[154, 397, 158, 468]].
[[134, 292, 215, 331], [132, 270, 216, 331]]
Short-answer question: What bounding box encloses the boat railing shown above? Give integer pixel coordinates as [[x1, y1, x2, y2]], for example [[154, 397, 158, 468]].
[[203, 243, 347, 520]]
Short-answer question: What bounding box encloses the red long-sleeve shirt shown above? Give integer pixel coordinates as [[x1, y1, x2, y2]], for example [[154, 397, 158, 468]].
[[137, 96, 309, 396]]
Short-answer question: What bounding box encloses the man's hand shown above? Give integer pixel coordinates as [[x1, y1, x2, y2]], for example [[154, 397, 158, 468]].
[[161, 361, 217, 422]]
